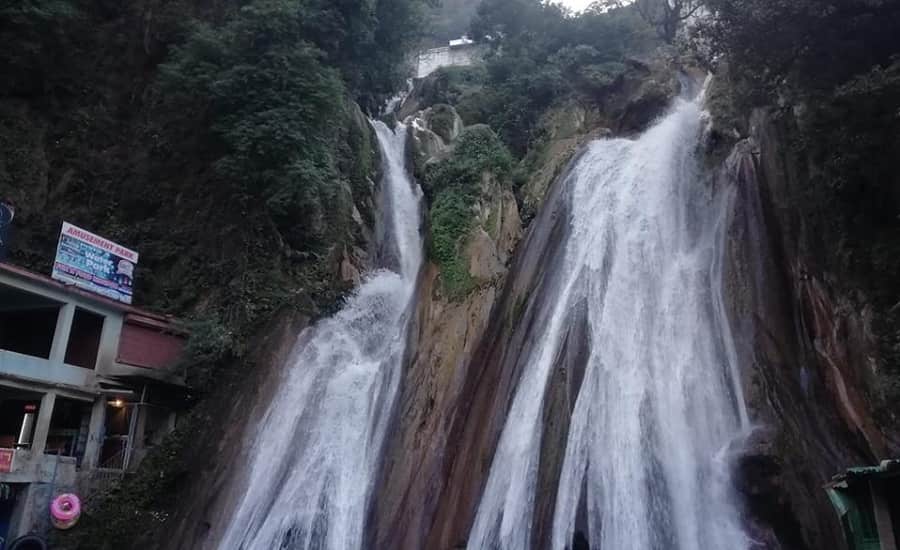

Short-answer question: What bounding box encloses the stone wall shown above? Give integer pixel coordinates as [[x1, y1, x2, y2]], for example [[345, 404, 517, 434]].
[[416, 44, 485, 79]]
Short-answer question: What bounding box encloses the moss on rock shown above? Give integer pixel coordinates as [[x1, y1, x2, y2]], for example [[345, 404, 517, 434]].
[[423, 125, 513, 300]]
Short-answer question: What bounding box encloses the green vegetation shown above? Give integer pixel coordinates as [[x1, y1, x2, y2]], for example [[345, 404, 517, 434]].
[[425, 0, 482, 46], [465, 0, 659, 155], [424, 125, 512, 298], [159, 2, 347, 253], [430, 191, 476, 298], [428, 104, 459, 143], [415, 66, 491, 124], [630, 0, 702, 43]]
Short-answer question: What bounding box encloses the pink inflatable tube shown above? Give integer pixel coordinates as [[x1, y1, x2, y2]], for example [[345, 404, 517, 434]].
[[50, 493, 81, 530]]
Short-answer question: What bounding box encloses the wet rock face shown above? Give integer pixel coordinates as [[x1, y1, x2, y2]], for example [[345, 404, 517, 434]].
[[420, 160, 579, 550], [370, 134, 594, 549], [370, 104, 526, 550], [718, 108, 899, 550], [735, 431, 810, 550], [519, 103, 603, 218], [369, 265, 499, 550], [408, 104, 464, 171]]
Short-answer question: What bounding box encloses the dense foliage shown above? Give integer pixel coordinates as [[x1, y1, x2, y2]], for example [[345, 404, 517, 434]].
[[465, 0, 659, 154], [632, 0, 701, 43], [425, 0, 481, 46], [159, 2, 347, 252], [700, 0, 899, 96], [424, 125, 512, 298]]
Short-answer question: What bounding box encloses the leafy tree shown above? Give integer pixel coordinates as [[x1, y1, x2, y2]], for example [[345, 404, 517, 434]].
[[425, 0, 481, 45], [599, 0, 699, 42], [160, 0, 346, 249], [0, 0, 77, 94], [466, 0, 658, 154], [296, 0, 432, 109], [634, 0, 701, 43], [699, 0, 900, 94]]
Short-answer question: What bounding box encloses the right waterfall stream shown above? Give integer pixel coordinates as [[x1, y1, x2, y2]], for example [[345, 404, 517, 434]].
[[468, 85, 752, 550]]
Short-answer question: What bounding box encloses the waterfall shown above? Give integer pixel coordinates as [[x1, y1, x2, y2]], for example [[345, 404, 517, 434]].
[[215, 122, 422, 550], [467, 90, 751, 550]]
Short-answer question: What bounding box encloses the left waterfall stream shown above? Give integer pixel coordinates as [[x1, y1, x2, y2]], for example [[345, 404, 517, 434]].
[[214, 121, 423, 550]]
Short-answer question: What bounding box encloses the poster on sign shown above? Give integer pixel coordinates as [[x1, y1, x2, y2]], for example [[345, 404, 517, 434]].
[[51, 222, 139, 304]]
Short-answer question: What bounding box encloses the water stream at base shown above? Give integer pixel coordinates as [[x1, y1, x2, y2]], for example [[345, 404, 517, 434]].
[[468, 89, 751, 550], [215, 122, 422, 550]]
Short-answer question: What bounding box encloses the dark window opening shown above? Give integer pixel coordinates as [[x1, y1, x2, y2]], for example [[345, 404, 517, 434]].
[[64, 308, 104, 370], [0, 483, 20, 548], [0, 284, 61, 359], [46, 397, 92, 460], [0, 388, 42, 449], [887, 477, 900, 548], [99, 400, 132, 469], [847, 483, 880, 545]]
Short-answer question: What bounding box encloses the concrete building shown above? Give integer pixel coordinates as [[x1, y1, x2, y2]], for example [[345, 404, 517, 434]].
[[0, 262, 187, 545], [416, 37, 485, 78]]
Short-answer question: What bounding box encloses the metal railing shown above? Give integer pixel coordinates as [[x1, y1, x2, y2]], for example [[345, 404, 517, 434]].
[[79, 448, 128, 508]]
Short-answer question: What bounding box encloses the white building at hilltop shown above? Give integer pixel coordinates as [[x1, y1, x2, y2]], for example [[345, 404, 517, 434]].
[[416, 37, 484, 79]]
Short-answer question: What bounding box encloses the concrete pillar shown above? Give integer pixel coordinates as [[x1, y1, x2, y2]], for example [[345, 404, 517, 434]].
[[81, 396, 107, 469], [94, 313, 123, 373], [8, 483, 49, 540], [49, 303, 75, 363], [134, 404, 147, 452], [31, 391, 57, 456], [871, 480, 898, 550]]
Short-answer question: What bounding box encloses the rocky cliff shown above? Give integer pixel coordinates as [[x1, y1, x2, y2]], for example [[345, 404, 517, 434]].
[[717, 105, 900, 550], [370, 104, 524, 549]]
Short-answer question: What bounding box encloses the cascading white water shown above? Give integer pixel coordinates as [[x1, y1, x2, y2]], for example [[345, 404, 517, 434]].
[[216, 122, 422, 550], [468, 89, 751, 550]]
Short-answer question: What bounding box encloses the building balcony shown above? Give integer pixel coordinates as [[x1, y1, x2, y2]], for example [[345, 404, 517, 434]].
[[0, 448, 77, 485], [0, 350, 96, 391], [0, 262, 187, 392]]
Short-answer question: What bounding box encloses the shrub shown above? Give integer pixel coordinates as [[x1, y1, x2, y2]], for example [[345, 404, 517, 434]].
[[424, 126, 513, 299], [429, 104, 459, 143]]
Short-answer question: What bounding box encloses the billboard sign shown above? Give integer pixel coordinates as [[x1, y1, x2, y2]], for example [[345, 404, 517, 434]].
[[52, 222, 139, 304]]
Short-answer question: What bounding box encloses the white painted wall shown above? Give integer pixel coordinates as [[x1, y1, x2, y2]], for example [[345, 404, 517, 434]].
[[416, 44, 484, 78]]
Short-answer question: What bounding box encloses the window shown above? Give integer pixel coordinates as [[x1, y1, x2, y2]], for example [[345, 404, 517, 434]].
[[64, 308, 105, 369], [46, 397, 92, 460], [0, 388, 42, 449], [0, 283, 60, 359], [99, 400, 132, 470]]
